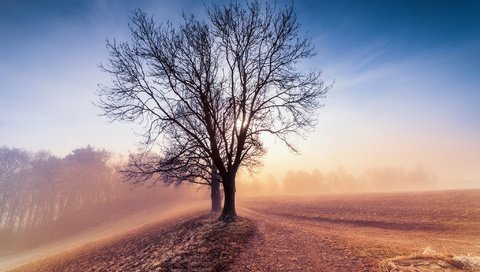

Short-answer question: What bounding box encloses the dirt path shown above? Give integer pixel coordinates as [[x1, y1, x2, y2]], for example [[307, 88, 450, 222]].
[[232, 207, 376, 272]]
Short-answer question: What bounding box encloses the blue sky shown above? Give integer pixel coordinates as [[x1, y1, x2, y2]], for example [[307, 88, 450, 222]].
[[0, 0, 479, 183]]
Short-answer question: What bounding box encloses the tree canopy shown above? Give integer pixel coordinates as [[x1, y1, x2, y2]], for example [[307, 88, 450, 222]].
[[98, 1, 329, 221]]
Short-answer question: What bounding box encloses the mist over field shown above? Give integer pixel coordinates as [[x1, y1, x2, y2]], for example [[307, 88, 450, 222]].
[[0, 146, 209, 269], [0, 144, 460, 259], [1, 145, 478, 271], [237, 166, 438, 197], [0, 144, 472, 260], [3, 146, 479, 272]]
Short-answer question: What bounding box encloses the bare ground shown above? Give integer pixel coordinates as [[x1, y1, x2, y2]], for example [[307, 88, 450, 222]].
[[233, 190, 480, 271], [232, 207, 374, 271], [8, 190, 480, 272]]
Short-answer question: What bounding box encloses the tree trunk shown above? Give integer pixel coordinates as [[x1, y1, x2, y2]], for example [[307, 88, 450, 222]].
[[219, 175, 237, 222], [210, 172, 221, 213]]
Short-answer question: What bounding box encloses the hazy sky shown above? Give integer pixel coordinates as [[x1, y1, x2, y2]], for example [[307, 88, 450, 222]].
[[1, 0, 479, 184]]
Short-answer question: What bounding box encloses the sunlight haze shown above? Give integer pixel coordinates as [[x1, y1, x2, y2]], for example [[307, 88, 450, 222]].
[[1, 0, 479, 189]]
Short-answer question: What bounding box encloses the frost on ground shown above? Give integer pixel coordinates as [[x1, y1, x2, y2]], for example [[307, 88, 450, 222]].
[[379, 248, 480, 271], [158, 215, 254, 271], [11, 214, 254, 272]]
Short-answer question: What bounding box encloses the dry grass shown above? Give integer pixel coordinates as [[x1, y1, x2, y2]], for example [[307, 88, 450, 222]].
[[11, 214, 255, 272], [159, 215, 255, 271]]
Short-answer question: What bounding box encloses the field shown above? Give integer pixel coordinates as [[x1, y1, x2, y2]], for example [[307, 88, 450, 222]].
[[237, 189, 480, 271], [8, 189, 480, 271]]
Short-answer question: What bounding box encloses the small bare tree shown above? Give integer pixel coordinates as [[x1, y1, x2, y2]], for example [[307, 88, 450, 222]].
[[123, 144, 222, 212], [98, 1, 329, 221]]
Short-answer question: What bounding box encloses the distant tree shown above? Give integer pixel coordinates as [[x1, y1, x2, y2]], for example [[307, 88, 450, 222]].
[[0, 147, 31, 232], [98, 1, 329, 221], [0, 147, 31, 179]]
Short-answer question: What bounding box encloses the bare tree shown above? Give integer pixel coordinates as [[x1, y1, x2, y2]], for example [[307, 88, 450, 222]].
[[98, 1, 329, 221]]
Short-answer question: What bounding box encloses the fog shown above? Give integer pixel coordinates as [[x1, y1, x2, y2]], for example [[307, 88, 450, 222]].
[[236, 164, 470, 198], [1, 145, 477, 269], [0, 146, 208, 269]]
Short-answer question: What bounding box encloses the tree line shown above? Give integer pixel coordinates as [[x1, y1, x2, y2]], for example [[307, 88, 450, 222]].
[[0, 146, 195, 252]]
